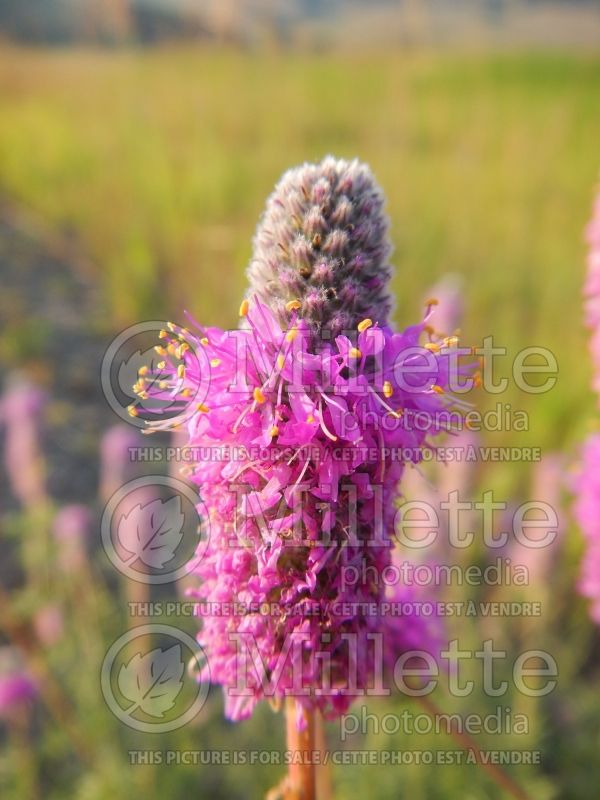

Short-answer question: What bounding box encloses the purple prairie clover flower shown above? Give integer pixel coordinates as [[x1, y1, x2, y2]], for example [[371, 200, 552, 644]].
[[585, 190, 600, 401], [134, 158, 472, 723], [573, 434, 600, 623]]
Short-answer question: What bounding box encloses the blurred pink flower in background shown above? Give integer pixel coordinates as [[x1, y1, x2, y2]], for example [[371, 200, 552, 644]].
[[0, 648, 37, 721], [33, 604, 65, 647], [0, 675, 37, 720], [584, 191, 600, 402], [423, 275, 464, 337], [438, 429, 480, 505], [0, 375, 47, 508], [401, 428, 480, 561], [506, 454, 565, 584], [571, 192, 600, 623], [53, 504, 91, 571], [573, 434, 600, 623], [99, 424, 142, 502]]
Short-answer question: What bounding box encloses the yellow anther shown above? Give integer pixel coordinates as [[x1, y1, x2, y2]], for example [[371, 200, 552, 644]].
[[253, 387, 266, 404], [158, 329, 168, 339], [196, 403, 209, 413], [349, 347, 362, 359], [167, 343, 177, 356], [358, 318, 373, 333], [177, 364, 185, 379], [200, 337, 209, 346], [383, 381, 393, 398], [286, 327, 299, 343], [424, 342, 440, 352], [138, 365, 149, 377], [277, 354, 285, 370], [154, 345, 167, 356], [474, 372, 482, 388], [210, 358, 221, 367], [432, 385, 445, 394], [285, 299, 301, 312], [159, 381, 168, 390], [388, 409, 403, 419], [181, 388, 192, 398], [239, 298, 250, 317], [270, 425, 280, 437], [443, 336, 459, 348], [167, 322, 176, 332], [306, 414, 315, 424], [426, 298, 439, 306], [127, 404, 138, 417], [157, 360, 166, 370]]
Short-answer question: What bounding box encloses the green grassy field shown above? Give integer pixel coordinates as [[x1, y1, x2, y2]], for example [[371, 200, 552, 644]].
[[1, 46, 599, 454], [0, 45, 599, 799]]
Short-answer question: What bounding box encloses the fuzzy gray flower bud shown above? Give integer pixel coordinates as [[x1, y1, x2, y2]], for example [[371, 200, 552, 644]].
[[246, 156, 394, 340]]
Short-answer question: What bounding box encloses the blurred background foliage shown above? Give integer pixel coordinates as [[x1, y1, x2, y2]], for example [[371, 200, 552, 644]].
[[0, 1, 599, 799]]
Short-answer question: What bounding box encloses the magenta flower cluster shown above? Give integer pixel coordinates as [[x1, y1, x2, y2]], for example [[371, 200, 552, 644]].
[[139, 295, 465, 721]]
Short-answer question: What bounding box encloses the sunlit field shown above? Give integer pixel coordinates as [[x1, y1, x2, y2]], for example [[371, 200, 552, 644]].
[[0, 44, 599, 799], [1, 47, 599, 445]]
